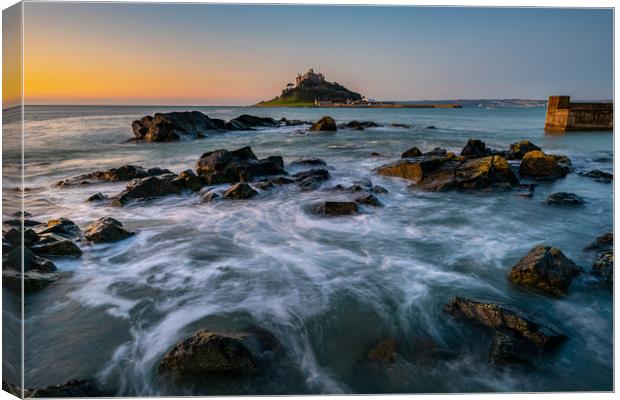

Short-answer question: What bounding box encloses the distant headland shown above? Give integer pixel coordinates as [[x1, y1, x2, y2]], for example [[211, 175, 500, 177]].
[[255, 69, 462, 108]]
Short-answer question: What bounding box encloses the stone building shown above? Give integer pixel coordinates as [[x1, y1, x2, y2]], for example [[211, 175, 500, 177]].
[[296, 68, 325, 86]]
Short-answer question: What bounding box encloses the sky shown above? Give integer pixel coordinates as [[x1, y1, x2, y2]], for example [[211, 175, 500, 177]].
[[3, 3, 614, 107]]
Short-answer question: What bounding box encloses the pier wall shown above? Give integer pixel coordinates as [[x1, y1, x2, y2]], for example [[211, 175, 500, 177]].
[[545, 96, 613, 131]]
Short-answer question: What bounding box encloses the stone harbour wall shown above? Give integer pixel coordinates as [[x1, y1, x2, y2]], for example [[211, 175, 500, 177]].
[[545, 96, 613, 132]]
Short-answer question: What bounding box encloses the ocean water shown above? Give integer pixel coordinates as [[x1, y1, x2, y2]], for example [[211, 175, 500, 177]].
[[3, 105, 613, 394]]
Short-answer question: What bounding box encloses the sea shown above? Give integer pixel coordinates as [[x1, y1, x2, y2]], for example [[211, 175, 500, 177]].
[[2, 105, 614, 394]]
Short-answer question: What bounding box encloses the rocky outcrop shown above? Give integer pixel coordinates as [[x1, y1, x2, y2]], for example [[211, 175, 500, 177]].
[[444, 297, 566, 350], [84, 217, 135, 243], [506, 141, 541, 160], [377, 149, 517, 192], [222, 183, 258, 199], [366, 337, 398, 364], [519, 151, 568, 180], [309, 201, 359, 216], [545, 192, 585, 206], [159, 327, 281, 377], [579, 169, 613, 183], [309, 116, 337, 132], [56, 165, 172, 187], [509, 245, 580, 296], [196, 146, 286, 185], [459, 139, 494, 159]]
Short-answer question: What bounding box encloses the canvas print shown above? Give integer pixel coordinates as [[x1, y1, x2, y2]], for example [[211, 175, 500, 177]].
[[1, 2, 614, 397]]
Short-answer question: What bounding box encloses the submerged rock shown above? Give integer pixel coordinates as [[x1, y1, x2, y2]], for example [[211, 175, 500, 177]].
[[309, 201, 359, 216], [509, 245, 580, 296], [309, 116, 337, 132], [338, 120, 381, 130], [85, 192, 107, 202], [366, 337, 398, 364], [196, 146, 286, 185], [444, 297, 566, 349], [159, 327, 281, 377], [545, 192, 585, 206], [506, 141, 541, 160], [489, 330, 538, 365], [355, 194, 382, 207], [84, 217, 135, 243], [579, 169, 613, 183], [292, 168, 331, 191], [584, 232, 613, 252], [253, 176, 295, 190], [200, 191, 221, 203], [592, 251, 613, 286], [519, 151, 567, 180], [289, 158, 327, 168], [222, 183, 258, 199]]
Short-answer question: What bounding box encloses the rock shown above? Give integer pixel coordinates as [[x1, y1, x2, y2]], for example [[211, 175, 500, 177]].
[[489, 330, 538, 365], [339, 121, 380, 130], [309, 116, 337, 132], [171, 169, 203, 192], [57, 165, 172, 186], [426, 126, 436, 129], [444, 297, 566, 349], [25, 379, 110, 398], [222, 183, 258, 200], [34, 217, 82, 240], [2, 380, 21, 397], [584, 232, 613, 252], [280, 117, 310, 126], [159, 327, 281, 377], [84, 217, 135, 243], [289, 158, 327, 167], [506, 141, 541, 160], [579, 169, 613, 183], [226, 114, 278, 130], [592, 251, 613, 285], [3, 269, 63, 292], [132, 111, 228, 141], [292, 169, 331, 191], [200, 192, 221, 203], [371, 185, 389, 194], [112, 176, 181, 206], [401, 146, 422, 158], [519, 150, 567, 180], [86, 192, 107, 202], [455, 155, 518, 189], [310, 201, 359, 216], [195, 146, 286, 185], [369, 152, 384, 157], [459, 139, 493, 159], [509, 245, 580, 296], [367, 337, 398, 364], [3, 225, 39, 246], [513, 184, 536, 198], [253, 176, 294, 190], [3, 246, 56, 272], [545, 192, 585, 206], [391, 123, 411, 128], [355, 194, 382, 207], [30, 234, 82, 257]]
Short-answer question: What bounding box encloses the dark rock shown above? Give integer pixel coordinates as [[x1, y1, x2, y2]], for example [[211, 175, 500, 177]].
[[371, 185, 389, 194], [584, 232, 613, 252], [289, 158, 327, 167], [355, 194, 382, 207], [545, 192, 585, 206], [25, 378, 110, 398], [506, 141, 541, 160], [292, 169, 331, 191], [200, 192, 221, 203], [455, 155, 518, 189], [519, 151, 567, 180], [346, 184, 365, 193], [2, 380, 21, 397], [171, 169, 203, 192], [222, 183, 258, 200], [514, 184, 536, 198], [460, 139, 493, 159], [369, 152, 384, 157], [391, 123, 411, 128], [579, 169, 613, 183], [309, 116, 337, 132], [11, 210, 31, 218], [159, 327, 281, 377], [3, 269, 63, 292], [112, 176, 181, 206], [34, 217, 81, 240], [84, 217, 135, 243], [280, 117, 310, 126], [3, 225, 38, 246], [132, 111, 228, 142], [444, 297, 566, 349], [57, 165, 172, 187], [253, 176, 294, 190], [86, 192, 107, 202], [30, 234, 82, 257], [592, 251, 613, 285], [3, 246, 57, 272], [489, 330, 538, 365], [339, 121, 380, 130], [196, 146, 286, 185], [401, 146, 422, 158], [426, 126, 436, 129], [509, 245, 580, 296], [226, 114, 278, 130], [367, 337, 398, 364], [310, 201, 359, 216]]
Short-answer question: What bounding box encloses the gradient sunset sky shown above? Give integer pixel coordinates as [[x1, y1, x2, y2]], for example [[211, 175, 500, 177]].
[[4, 3, 614, 106]]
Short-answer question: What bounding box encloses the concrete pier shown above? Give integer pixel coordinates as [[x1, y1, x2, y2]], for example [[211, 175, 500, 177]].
[[544, 96, 613, 132]]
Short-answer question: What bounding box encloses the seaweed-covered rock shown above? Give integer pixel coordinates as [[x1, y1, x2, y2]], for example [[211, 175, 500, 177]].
[[509, 245, 580, 296], [519, 151, 567, 180], [195, 146, 286, 185], [506, 141, 541, 160], [444, 297, 566, 349], [545, 192, 585, 206], [309, 116, 337, 132], [84, 217, 135, 243], [222, 183, 258, 200], [159, 327, 281, 377], [366, 337, 398, 364], [309, 201, 359, 216]]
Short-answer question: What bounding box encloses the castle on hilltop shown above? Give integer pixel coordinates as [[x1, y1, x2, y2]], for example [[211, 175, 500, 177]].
[[295, 68, 325, 86]]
